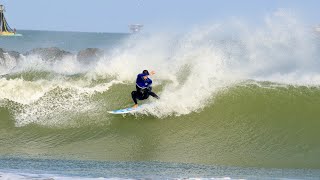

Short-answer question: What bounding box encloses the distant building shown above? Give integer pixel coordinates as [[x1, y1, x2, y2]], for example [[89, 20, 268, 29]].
[[129, 24, 143, 33]]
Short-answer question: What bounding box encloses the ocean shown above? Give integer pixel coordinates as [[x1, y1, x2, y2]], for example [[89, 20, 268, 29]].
[[1, 14, 320, 179]]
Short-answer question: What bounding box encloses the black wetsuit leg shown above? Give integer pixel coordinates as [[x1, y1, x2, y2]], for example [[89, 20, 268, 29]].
[[131, 91, 138, 104], [132, 85, 159, 104], [149, 91, 159, 99], [132, 85, 148, 104], [146, 86, 159, 99]]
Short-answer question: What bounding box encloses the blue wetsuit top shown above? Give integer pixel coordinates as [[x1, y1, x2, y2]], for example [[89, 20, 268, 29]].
[[136, 73, 152, 89]]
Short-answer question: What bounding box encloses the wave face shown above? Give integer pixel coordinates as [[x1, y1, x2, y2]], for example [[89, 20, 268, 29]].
[[1, 11, 320, 169]]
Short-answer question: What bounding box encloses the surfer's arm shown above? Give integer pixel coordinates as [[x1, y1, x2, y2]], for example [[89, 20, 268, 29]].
[[149, 70, 155, 75], [146, 78, 152, 87], [144, 71, 155, 86]]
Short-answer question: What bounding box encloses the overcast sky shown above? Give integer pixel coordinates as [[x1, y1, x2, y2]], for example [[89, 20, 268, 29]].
[[1, 0, 319, 33]]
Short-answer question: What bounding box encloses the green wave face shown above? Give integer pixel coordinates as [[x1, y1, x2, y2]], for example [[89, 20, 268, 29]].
[[1, 23, 320, 171], [1, 78, 320, 169]]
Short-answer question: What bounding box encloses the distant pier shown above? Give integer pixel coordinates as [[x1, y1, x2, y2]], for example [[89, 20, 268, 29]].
[[129, 24, 143, 33]]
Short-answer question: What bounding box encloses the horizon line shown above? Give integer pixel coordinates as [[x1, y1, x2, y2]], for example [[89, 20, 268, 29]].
[[15, 29, 131, 34]]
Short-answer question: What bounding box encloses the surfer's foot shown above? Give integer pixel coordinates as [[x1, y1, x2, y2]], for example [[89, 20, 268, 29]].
[[133, 104, 138, 108]]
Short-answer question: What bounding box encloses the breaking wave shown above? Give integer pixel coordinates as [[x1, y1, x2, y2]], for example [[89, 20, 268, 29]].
[[0, 10, 320, 169]]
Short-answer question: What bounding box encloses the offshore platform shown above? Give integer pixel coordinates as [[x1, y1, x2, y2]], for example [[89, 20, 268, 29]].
[[129, 24, 143, 33]]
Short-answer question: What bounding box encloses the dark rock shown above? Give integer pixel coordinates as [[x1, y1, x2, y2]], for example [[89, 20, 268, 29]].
[[0, 48, 19, 69], [0, 48, 5, 60], [0, 49, 20, 60], [7, 51, 20, 60], [77, 48, 104, 64], [24, 47, 72, 62]]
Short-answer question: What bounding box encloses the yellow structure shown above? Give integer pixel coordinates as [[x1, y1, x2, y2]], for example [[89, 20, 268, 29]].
[[0, 4, 21, 36]]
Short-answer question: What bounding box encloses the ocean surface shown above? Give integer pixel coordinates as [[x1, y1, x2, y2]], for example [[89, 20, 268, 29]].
[[1, 14, 320, 179]]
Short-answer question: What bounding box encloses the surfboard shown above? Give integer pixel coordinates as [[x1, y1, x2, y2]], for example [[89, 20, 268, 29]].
[[108, 105, 143, 114], [0, 33, 23, 37]]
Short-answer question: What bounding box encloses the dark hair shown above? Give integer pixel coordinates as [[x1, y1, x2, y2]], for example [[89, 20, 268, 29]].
[[142, 70, 149, 75]]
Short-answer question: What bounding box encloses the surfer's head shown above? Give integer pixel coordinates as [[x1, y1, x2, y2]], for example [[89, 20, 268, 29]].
[[142, 70, 149, 75]]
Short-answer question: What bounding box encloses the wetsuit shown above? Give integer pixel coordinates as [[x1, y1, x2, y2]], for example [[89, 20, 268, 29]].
[[131, 73, 159, 104]]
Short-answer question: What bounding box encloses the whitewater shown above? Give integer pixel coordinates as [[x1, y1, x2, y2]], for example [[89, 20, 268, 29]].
[[0, 11, 320, 179]]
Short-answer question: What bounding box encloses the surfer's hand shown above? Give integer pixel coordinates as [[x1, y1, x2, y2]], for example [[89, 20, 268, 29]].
[[133, 104, 138, 108], [150, 70, 155, 75]]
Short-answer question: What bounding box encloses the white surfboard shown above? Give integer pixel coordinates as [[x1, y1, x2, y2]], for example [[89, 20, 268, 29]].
[[108, 105, 144, 114]]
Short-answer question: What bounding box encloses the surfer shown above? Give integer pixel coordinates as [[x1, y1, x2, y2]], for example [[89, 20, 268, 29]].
[[132, 70, 159, 108]]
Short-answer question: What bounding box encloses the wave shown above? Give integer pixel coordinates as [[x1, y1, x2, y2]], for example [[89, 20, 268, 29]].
[[0, 10, 320, 169], [1, 82, 320, 168]]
